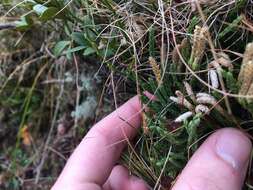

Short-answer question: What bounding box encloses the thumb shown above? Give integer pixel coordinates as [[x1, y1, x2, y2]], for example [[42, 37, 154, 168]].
[[172, 128, 252, 190]]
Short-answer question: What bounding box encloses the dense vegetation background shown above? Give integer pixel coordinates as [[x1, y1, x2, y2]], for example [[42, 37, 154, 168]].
[[1, 0, 253, 189]]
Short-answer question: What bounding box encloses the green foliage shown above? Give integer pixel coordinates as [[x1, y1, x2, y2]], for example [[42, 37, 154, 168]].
[[184, 113, 201, 151], [4, 0, 72, 30], [149, 26, 155, 57], [33, 4, 59, 21], [222, 70, 238, 93], [15, 15, 33, 30], [218, 16, 243, 39], [53, 40, 70, 56]]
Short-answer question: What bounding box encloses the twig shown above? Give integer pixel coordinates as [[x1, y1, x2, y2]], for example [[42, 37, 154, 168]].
[[154, 146, 172, 190], [73, 54, 81, 134], [35, 59, 66, 184], [0, 23, 15, 30]]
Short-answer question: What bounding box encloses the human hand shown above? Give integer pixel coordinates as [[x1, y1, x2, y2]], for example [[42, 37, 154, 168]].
[[52, 95, 252, 190]]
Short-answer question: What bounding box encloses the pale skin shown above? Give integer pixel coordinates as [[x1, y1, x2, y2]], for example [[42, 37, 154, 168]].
[[52, 95, 252, 190]]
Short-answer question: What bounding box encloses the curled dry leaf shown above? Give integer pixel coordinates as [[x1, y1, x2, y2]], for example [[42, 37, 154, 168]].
[[196, 93, 229, 119], [175, 111, 193, 123], [21, 125, 33, 146], [195, 104, 210, 115], [120, 37, 127, 46], [217, 52, 233, 70], [175, 91, 193, 110], [196, 92, 215, 100], [196, 93, 217, 105], [208, 69, 219, 89], [170, 96, 193, 111]]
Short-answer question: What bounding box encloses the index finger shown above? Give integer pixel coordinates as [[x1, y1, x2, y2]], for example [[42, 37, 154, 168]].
[[52, 95, 143, 189]]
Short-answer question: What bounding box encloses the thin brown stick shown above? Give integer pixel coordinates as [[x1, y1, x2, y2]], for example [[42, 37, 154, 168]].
[[0, 23, 15, 30]]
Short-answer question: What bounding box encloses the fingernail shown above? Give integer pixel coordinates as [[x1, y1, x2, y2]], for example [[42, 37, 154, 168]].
[[216, 129, 252, 170]]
